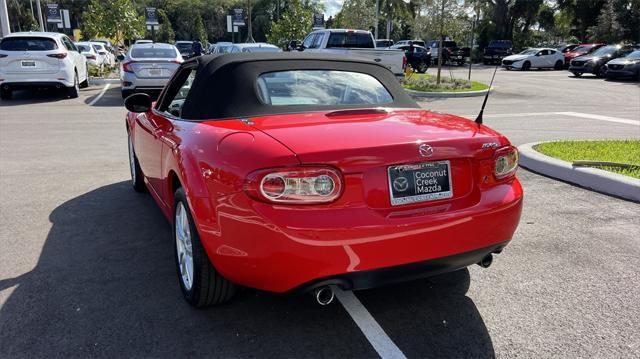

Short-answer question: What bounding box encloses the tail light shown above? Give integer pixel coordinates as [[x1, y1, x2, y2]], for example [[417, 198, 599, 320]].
[[402, 55, 407, 69], [244, 166, 343, 204], [494, 146, 518, 179], [47, 53, 67, 59], [171, 60, 182, 64], [122, 60, 136, 73], [87, 55, 96, 60], [0, 54, 7, 58]]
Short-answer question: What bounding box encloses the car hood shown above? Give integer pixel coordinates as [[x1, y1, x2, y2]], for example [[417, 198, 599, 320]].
[[575, 54, 610, 63], [246, 109, 508, 172], [503, 54, 529, 61], [607, 57, 640, 65]]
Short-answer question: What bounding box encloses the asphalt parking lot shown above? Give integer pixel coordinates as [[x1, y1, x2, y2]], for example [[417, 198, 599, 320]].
[[1, 66, 639, 358]]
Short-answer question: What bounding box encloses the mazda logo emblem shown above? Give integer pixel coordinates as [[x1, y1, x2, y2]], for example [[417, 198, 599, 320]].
[[393, 177, 409, 192], [418, 144, 434, 157]]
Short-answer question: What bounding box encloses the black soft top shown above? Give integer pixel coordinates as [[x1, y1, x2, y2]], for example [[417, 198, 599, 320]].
[[176, 53, 418, 120]]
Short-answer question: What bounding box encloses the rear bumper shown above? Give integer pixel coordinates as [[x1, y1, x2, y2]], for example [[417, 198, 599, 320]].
[[0, 69, 74, 87], [0, 81, 70, 90], [120, 72, 171, 91], [292, 241, 509, 293], [193, 178, 524, 293]]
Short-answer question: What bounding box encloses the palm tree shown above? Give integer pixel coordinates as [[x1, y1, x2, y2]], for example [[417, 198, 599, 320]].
[[376, 0, 409, 39]]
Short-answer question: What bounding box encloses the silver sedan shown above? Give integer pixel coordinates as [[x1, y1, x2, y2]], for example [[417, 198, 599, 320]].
[[119, 43, 183, 99]]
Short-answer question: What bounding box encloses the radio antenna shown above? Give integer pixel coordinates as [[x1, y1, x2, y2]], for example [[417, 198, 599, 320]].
[[475, 64, 499, 125]]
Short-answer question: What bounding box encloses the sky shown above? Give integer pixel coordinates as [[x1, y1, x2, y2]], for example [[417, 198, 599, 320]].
[[324, 0, 344, 18]]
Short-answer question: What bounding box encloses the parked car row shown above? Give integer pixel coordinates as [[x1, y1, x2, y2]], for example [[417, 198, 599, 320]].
[[500, 43, 640, 80]]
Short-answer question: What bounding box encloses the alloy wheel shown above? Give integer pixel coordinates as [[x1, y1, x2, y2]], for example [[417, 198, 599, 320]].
[[175, 202, 194, 290]]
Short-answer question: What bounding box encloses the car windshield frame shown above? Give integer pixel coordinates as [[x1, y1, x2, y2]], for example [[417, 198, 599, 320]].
[[255, 70, 394, 107], [624, 50, 640, 59], [489, 41, 512, 48], [518, 49, 538, 55], [591, 46, 618, 56], [0, 36, 58, 51], [571, 45, 594, 53]]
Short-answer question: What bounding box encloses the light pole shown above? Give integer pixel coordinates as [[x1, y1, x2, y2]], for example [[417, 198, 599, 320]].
[[246, 0, 255, 43], [374, 0, 379, 39], [35, 0, 44, 31], [0, 0, 10, 36]]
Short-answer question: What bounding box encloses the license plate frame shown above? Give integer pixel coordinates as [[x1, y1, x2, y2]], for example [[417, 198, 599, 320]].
[[148, 68, 162, 77], [387, 160, 453, 206], [21, 60, 36, 68]]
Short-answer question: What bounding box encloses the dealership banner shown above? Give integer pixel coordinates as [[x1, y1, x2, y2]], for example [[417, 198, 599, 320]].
[[46, 4, 61, 23], [232, 8, 245, 26], [145, 7, 159, 25]]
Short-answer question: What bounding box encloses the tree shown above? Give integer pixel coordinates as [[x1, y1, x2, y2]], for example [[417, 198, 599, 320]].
[[81, 0, 145, 44], [156, 9, 175, 43], [335, 0, 376, 31], [193, 16, 209, 47], [587, 0, 625, 42], [267, 0, 313, 48]]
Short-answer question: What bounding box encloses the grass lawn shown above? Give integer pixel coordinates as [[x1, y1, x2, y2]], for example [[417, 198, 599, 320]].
[[402, 73, 489, 92], [535, 140, 640, 179]]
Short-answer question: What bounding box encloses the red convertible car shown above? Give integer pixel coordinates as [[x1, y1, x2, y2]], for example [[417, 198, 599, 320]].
[[124, 53, 523, 306]]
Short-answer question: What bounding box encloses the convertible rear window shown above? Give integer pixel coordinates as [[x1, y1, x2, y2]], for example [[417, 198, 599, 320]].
[[131, 47, 177, 58], [256, 70, 393, 106], [0, 37, 58, 51]]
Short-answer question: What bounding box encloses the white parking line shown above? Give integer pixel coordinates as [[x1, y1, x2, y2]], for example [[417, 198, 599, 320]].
[[88, 83, 111, 106], [461, 111, 639, 126], [555, 112, 640, 126], [334, 288, 407, 359]]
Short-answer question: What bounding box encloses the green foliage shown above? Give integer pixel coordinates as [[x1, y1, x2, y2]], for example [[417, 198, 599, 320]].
[[402, 73, 489, 92], [535, 140, 640, 179], [587, 0, 633, 43], [267, 0, 313, 48], [156, 9, 176, 43], [81, 0, 145, 44], [193, 17, 209, 47], [335, 0, 375, 31]]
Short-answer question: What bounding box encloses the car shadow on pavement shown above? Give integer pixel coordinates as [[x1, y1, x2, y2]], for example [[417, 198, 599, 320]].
[[0, 181, 492, 357], [0, 88, 71, 106], [355, 269, 495, 358]]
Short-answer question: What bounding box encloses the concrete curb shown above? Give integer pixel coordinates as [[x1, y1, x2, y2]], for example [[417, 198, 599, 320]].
[[518, 141, 640, 202], [405, 87, 493, 98], [89, 78, 120, 85]]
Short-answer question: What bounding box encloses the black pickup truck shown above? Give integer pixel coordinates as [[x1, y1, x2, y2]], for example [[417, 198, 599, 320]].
[[483, 40, 513, 65], [426, 40, 469, 66]]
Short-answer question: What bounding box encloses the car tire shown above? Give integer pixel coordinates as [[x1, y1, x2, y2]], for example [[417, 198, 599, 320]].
[[67, 71, 79, 98], [595, 66, 606, 78], [417, 61, 429, 73], [554, 60, 563, 70], [521, 61, 531, 71], [121, 90, 133, 99], [0, 87, 11, 100], [173, 187, 237, 307], [127, 131, 146, 192], [483, 60, 489, 65], [572, 72, 583, 77], [80, 66, 90, 88]]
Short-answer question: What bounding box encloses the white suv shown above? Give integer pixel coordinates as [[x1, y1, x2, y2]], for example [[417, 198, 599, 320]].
[[0, 32, 89, 100]]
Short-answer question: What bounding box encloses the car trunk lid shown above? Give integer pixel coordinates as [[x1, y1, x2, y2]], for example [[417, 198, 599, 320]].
[[247, 109, 508, 209]]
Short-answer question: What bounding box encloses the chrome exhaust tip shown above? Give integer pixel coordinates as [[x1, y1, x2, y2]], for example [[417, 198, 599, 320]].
[[313, 286, 335, 306], [478, 254, 493, 268]]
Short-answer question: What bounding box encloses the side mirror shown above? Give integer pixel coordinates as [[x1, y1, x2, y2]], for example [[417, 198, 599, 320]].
[[124, 93, 152, 113], [117, 54, 125, 61], [296, 45, 305, 52]]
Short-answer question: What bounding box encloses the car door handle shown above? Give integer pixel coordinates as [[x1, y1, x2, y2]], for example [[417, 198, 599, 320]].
[[373, 58, 382, 62]]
